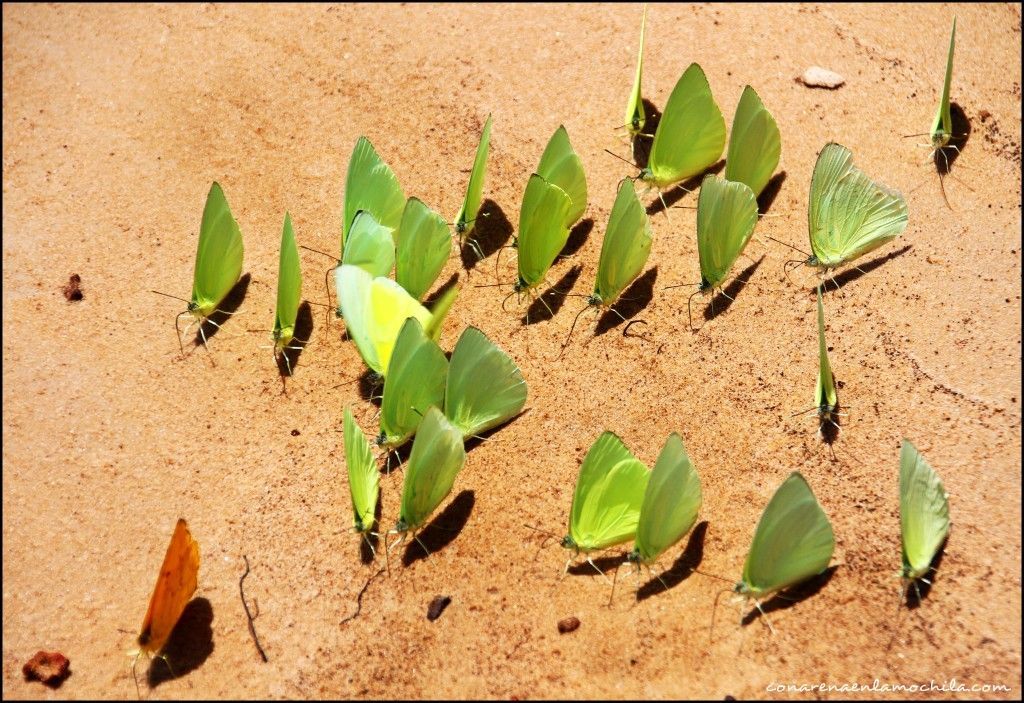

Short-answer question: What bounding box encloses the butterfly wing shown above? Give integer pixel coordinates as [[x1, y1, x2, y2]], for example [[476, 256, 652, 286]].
[[274, 213, 302, 346], [395, 197, 451, 300], [633, 433, 702, 565], [397, 407, 467, 532], [343, 210, 396, 279], [815, 285, 838, 414], [517, 174, 573, 291], [741, 472, 834, 597], [138, 519, 200, 655], [899, 440, 950, 580], [696, 175, 758, 289], [192, 182, 243, 316], [536, 126, 588, 228], [379, 318, 449, 449], [724, 85, 781, 198], [343, 408, 380, 533], [445, 327, 527, 440], [646, 63, 726, 188], [930, 17, 956, 148], [342, 137, 406, 251], [593, 178, 652, 305], [455, 114, 493, 240], [623, 7, 647, 137], [569, 432, 649, 551]]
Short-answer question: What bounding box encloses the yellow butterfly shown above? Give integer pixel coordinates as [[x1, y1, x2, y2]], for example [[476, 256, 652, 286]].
[[131, 519, 200, 686]]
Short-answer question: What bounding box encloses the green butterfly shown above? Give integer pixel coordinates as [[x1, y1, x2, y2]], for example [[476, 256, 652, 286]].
[[395, 197, 451, 301], [804, 143, 908, 274], [929, 18, 957, 153], [562, 432, 649, 577], [622, 6, 647, 138], [343, 210, 395, 279], [814, 284, 839, 432], [733, 472, 835, 634], [724, 85, 781, 198], [676, 174, 758, 328], [335, 264, 457, 379], [515, 173, 573, 298], [564, 178, 652, 344], [390, 406, 467, 556], [638, 63, 726, 192], [273, 213, 303, 375], [155, 182, 244, 353], [537, 125, 588, 229], [454, 114, 493, 260], [343, 407, 380, 547], [899, 439, 950, 599], [341, 137, 405, 251], [627, 433, 702, 569], [377, 317, 448, 452], [445, 326, 528, 440]]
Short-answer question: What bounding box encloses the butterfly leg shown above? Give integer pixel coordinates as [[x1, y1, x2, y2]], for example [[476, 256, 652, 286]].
[[586, 556, 612, 584], [413, 533, 432, 558], [752, 598, 777, 636]]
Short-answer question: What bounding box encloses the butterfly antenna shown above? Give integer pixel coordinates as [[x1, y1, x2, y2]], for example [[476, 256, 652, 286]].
[[902, 132, 931, 138], [765, 236, 810, 257], [886, 580, 912, 650], [500, 289, 518, 314], [383, 532, 391, 577], [608, 561, 623, 608], [709, 587, 734, 645], [603, 148, 638, 169], [560, 303, 593, 356], [687, 288, 703, 331]]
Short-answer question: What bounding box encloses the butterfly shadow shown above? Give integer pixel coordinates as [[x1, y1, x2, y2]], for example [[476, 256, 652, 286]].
[[359, 500, 385, 564], [560, 219, 594, 259], [567, 552, 629, 578], [822, 245, 913, 293], [464, 409, 530, 454], [905, 540, 947, 609], [147, 597, 214, 687], [646, 160, 725, 217], [758, 171, 787, 215], [402, 490, 475, 566], [461, 199, 513, 270], [740, 565, 838, 628], [595, 266, 658, 336], [275, 301, 313, 379], [521, 265, 583, 326], [194, 274, 251, 346], [703, 255, 765, 324], [630, 98, 662, 169], [636, 521, 709, 601], [819, 402, 841, 447], [426, 272, 461, 307], [357, 369, 384, 406]]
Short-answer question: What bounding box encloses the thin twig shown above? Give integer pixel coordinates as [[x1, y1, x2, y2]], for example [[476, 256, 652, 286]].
[[240, 555, 268, 662], [340, 567, 386, 626]]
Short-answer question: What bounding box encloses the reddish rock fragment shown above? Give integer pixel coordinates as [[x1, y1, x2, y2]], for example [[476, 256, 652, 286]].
[[427, 595, 451, 621], [22, 651, 70, 687], [557, 616, 580, 634], [62, 273, 83, 301]]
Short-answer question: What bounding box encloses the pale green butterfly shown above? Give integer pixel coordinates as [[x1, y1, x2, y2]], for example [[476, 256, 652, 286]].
[[343, 210, 395, 279], [732, 472, 835, 634], [377, 317, 449, 452], [514, 173, 573, 300], [930, 18, 957, 151], [638, 63, 726, 192], [622, 6, 647, 138], [454, 114, 493, 259], [627, 433, 702, 568], [341, 136, 406, 250], [395, 197, 451, 300], [273, 213, 303, 375], [335, 264, 457, 378], [153, 182, 244, 353], [899, 439, 950, 597], [724, 85, 781, 198], [562, 432, 650, 578], [445, 326, 528, 441], [803, 143, 908, 275], [389, 406, 467, 556], [564, 178, 652, 345], [673, 174, 758, 328], [814, 284, 839, 432], [537, 125, 588, 229], [343, 407, 380, 545]]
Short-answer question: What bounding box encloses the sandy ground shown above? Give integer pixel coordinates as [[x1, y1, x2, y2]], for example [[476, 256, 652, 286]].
[[3, 3, 1021, 699]]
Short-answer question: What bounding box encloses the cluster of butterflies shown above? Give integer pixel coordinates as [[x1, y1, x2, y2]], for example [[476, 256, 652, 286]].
[[137, 7, 965, 680], [552, 431, 950, 631]]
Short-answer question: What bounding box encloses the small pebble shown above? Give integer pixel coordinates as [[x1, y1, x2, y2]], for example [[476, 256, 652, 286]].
[[291, 429, 300, 436], [427, 595, 451, 621], [22, 651, 70, 687], [62, 274, 83, 301], [798, 66, 845, 89], [557, 616, 580, 634]]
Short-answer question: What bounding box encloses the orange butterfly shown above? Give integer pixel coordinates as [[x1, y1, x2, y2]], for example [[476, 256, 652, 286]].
[[131, 519, 200, 683]]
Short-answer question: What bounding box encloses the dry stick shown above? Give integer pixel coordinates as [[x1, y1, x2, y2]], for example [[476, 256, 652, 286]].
[[340, 567, 386, 625], [239, 555, 269, 663]]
